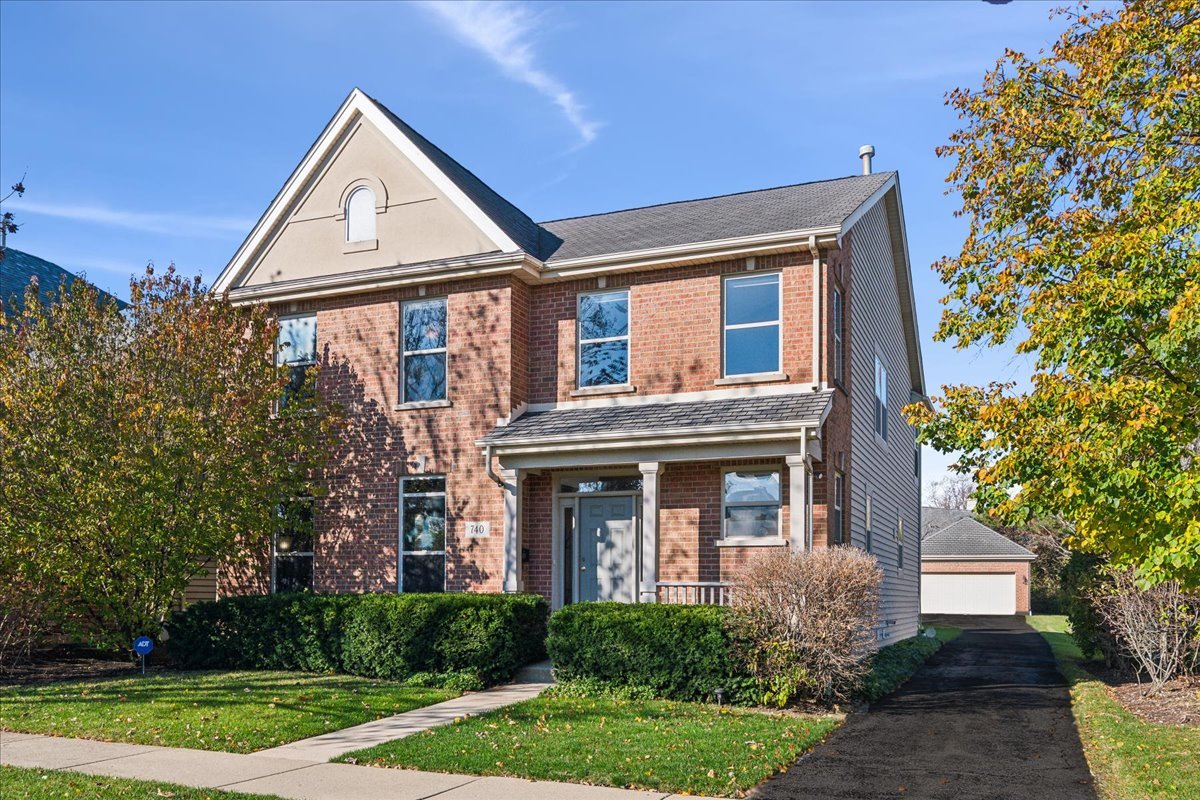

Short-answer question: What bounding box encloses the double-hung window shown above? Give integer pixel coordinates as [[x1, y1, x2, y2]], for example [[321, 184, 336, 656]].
[[874, 355, 888, 441], [276, 314, 317, 410], [833, 471, 845, 545], [273, 496, 315, 593], [723, 273, 782, 377], [723, 470, 781, 539], [400, 476, 446, 592], [402, 298, 447, 403], [577, 289, 629, 387], [832, 286, 845, 385]]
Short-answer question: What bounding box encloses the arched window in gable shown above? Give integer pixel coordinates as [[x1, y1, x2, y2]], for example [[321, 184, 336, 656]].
[[345, 186, 376, 243]]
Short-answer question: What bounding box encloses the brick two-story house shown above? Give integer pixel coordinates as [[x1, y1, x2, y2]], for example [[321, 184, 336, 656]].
[[212, 89, 927, 642]]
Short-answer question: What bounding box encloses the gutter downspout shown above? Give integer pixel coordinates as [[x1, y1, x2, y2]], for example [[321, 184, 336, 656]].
[[484, 445, 504, 487], [808, 235, 821, 388]]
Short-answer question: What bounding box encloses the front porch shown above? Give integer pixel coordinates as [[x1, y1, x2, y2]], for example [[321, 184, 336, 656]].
[[478, 391, 835, 609]]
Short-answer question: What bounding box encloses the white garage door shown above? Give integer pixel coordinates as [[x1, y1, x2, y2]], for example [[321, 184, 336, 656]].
[[922, 573, 1016, 615]]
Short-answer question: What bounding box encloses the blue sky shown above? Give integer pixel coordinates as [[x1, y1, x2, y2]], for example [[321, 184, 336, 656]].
[[0, 0, 1078, 493]]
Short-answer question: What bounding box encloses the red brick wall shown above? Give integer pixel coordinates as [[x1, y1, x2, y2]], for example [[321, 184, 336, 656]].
[[921, 561, 1032, 614]]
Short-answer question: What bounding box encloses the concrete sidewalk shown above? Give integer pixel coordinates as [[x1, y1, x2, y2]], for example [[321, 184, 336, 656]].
[[256, 681, 551, 761], [0, 732, 720, 800]]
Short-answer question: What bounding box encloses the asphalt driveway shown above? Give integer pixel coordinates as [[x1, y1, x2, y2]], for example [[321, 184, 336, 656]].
[[753, 615, 1096, 800]]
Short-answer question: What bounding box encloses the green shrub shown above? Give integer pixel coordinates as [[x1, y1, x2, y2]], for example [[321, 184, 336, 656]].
[[167, 592, 547, 686], [861, 634, 942, 702], [1060, 551, 1117, 663], [546, 602, 747, 702]]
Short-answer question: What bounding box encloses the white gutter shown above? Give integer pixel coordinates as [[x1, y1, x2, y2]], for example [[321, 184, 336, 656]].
[[484, 445, 505, 487]]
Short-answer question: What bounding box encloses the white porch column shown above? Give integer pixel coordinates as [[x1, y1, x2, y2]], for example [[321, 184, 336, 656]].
[[501, 467, 524, 593], [785, 453, 810, 551], [639, 462, 661, 602]]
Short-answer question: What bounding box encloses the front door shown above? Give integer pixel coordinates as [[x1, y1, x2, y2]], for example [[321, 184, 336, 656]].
[[578, 495, 636, 603]]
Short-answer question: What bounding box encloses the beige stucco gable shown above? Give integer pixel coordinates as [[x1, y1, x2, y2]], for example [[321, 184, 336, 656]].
[[241, 117, 501, 288]]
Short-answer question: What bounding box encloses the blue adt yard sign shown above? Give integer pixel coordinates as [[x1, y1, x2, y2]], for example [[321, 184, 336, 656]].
[[134, 636, 154, 674]]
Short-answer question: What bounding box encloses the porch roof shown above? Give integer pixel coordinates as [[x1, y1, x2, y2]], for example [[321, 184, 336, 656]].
[[480, 391, 833, 449]]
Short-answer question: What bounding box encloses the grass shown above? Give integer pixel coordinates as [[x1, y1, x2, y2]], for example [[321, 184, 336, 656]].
[[1028, 615, 1200, 800], [862, 625, 961, 702], [0, 670, 455, 754], [338, 693, 842, 797], [0, 765, 284, 800]]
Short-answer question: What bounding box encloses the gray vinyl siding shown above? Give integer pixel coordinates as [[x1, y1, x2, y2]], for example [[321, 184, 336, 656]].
[[847, 200, 921, 644]]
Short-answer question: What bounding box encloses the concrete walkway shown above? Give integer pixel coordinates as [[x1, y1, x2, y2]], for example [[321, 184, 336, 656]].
[[1, 732, 716, 800], [256, 681, 551, 761]]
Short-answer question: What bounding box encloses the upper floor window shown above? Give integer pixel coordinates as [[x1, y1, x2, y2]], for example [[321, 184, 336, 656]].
[[346, 186, 376, 243], [276, 314, 317, 410], [832, 286, 845, 385], [723, 469, 781, 539], [874, 355, 888, 441], [724, 273, 781, 377], [578, 289, 629, 387], [402, 298, 447, 403]]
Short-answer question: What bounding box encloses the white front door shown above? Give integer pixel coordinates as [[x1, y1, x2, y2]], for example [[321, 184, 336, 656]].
[[578, 495, 636, 603], [922, 573, 1016, 615]]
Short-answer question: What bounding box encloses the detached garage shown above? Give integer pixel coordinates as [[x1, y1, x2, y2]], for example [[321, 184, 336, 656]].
[[920, 508, 1035, 616]]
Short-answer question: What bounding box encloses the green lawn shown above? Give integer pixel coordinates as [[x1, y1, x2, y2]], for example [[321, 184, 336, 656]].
[[0, 765, 284, 800], [1028, 615, 1200, 800], [338, 693, 841, 797], [0, 671, 455, 754]]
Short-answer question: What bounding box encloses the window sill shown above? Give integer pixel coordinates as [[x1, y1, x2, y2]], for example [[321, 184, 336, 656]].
[[714, 372, 789, 386], [344, 239, 378, 254], [393, 399, 452, 411], [715, 537, 789, 548], [570, 384, 637, 398]]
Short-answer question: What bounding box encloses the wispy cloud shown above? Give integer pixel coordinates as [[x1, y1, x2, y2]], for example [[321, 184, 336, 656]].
[[421, 1, 600, 146], [8, 199, 253, 239]]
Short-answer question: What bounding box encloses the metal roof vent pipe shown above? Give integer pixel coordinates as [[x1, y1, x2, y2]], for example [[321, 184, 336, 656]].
[[859, 144, 875, 175]]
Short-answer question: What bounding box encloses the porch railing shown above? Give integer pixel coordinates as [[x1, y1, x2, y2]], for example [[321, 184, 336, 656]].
[[655, 581, 733, 606]]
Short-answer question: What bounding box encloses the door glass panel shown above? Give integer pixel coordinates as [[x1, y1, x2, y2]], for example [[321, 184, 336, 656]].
[[561, 504, 574, 606], [559, 476, 643, 494]]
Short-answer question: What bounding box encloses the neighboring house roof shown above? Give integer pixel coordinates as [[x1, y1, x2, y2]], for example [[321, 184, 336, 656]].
[[481, 391, 833, 447], [921, 507, 1035, 560], [539, 174, 893, 263], [1, 248, 126, 315]]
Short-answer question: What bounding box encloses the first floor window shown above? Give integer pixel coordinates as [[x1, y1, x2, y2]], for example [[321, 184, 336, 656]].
[[401, 476, 446, 592], [865, 494, 874, 552], [274, 496, 315, 593], [832, 471, 845, 544], [723, 469, 781, 538], [897, 514, 905, 570], [402, 298, 447, 402]]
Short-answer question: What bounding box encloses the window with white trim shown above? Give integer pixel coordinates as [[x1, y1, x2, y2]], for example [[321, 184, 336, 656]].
[[832, 286, 845, 385], [723, 273, 781, 377], [400, 476, 446, 593], [273, 496, 314, 593], [723, 470, 781, 538], [276, 313, 317, 410], [402, 298, 447, 402], [897, 514, 905, 570], [865, 494, 874, 552], [833, 471, 845, 545], [346, 186, 376, 243], [874, 355, 888, 441], [577, 289, 629, 387]]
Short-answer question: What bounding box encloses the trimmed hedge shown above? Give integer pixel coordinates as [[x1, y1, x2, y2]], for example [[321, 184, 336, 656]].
[[546, 602, 749, 702], [167, 592, 548, 686]]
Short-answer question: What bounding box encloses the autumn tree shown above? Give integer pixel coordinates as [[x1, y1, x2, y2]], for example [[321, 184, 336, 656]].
[[927, 474, 977, 510], [907, 1, 1200, 585], [0, 267, 340, 651]]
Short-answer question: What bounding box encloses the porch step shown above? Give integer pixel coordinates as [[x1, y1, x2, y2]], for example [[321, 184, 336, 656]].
[[514, 659, 555, 684]]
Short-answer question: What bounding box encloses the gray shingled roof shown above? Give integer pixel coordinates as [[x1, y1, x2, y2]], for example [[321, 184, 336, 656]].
[[921, 507, 1035, 559], [539, 173, 893, 263], [482, 392, 833, 444], [2, 248, 125, 315]]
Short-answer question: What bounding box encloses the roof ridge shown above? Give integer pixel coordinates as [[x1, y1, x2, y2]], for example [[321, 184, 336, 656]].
[[538, 172, 895, 226]]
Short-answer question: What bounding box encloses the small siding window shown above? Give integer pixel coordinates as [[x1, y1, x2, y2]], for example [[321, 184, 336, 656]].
[[400, 476, 446, 592], [276, 314, 317, 410], [865, 494, 873, 552], [724, 273, 781, 377], [832, 471, 845, 544], [874, 355, 889, 441], [345, 186, 376, 243], [832, 286, 845, 385], [723, 470, 781, 539], [273, 496, 314, 593], [578, 289, 630, 387], [402, 298, 447, 402], [897, 514, 905, 570]]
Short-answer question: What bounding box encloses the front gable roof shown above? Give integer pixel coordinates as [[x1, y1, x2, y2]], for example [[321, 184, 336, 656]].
[[921, 508, 1035, 560]]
